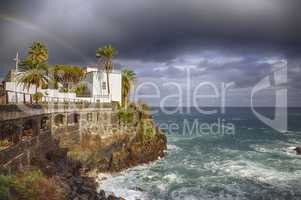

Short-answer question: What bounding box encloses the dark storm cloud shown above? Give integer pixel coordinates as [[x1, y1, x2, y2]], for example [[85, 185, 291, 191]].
[[0, 0, 301, 105], [1, 0, 300, 64]]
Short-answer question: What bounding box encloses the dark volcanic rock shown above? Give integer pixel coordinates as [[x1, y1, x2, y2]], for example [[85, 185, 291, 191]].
[[101, 131, 167, 172], [295, 147, 301, 155], [107, 194, 126, 200], [60, 175, 125, 200]]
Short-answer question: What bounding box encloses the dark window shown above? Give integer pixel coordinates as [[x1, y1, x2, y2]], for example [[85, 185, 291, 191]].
[[87, 113, 93, 121], [41, 117, 49, 130], [54, 114, 65, 126], [102, 82, 106, 90]]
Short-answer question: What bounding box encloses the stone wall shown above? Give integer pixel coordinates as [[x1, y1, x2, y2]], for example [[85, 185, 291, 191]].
[[0, 105, 116, 174], [0, 129, 55, 174]]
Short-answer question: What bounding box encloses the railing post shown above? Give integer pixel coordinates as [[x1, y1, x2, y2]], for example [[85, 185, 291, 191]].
[[30, 94, 33, 104], [5, 91, 8, 104], [18, 119, 23, 142], [23, 93, 26, 104], [15, 92, 18, 104]]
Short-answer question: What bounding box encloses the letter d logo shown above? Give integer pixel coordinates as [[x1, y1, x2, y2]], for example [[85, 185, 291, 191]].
[[251, 62, 287, 132]]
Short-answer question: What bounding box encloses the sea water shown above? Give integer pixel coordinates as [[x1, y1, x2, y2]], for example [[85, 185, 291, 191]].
[[98, 107, 301, 200]]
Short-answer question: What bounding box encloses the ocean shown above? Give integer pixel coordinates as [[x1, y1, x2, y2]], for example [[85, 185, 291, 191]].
[[98, 107, 301, 200]]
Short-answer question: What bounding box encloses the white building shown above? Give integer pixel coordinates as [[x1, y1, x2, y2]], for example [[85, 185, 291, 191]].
[[1, 67, 122, 105], [83, 67, 122, 103]]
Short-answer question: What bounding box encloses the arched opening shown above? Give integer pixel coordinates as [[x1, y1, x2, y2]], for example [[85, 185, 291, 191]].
[[0, 123, 20, 150], [41, 116, 50, 131], [22, 119, 36, 140], [68, 113, 80, 125], [54, 114, 65, 126]]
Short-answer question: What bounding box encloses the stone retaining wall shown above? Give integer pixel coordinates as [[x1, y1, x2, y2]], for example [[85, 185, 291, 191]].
[[0, 105, 117, 174]]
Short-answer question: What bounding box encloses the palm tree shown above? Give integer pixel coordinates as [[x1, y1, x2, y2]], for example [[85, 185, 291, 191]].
[[17, 61, 48, 103], [52, 65, 84, 92], [27, 41, 48, 65], [17, 41, 49, 103], [96, 44, 117, 96], [121, 69, 136, 108], [49, 65, 62, 89]]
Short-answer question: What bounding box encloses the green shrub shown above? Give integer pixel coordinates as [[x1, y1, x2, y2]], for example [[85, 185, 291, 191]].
[[117, 108, 133, 124], [139, 119, 156, 143], [74, 84, 88, 97], [0, 170, 65, 200], [32, 92, 44, 102], [0, 175, 15, 200]]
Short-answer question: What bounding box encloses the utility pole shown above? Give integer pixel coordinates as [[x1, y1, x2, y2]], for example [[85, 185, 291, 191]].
[[14, 51, 20, 73], [13, 51, 20, 103]]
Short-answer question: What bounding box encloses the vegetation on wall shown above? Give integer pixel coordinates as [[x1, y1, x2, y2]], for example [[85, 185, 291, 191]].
[[32, 92, 44, 103], [117, 101, 156, 143]]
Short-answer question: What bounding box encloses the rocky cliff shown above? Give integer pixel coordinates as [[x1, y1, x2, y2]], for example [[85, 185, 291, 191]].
[[0, 103, 167, 200], [67, 103, 168, 173], [67, 125, 167, 173]]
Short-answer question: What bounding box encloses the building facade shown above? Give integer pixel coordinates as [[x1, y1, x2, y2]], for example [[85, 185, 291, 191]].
[[1, 67, 122, 105], [83, 67, 122, 103]]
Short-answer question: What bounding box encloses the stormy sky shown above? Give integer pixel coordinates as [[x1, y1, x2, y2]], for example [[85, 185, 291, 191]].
[[0, 0, 301, 107]]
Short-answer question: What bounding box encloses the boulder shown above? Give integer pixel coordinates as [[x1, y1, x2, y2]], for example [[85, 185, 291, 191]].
[[295, 147, 301, 155], [97, 190, 106, 200]]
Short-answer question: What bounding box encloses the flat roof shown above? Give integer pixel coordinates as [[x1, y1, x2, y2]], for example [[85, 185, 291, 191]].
[[85, 66, 121, 74]]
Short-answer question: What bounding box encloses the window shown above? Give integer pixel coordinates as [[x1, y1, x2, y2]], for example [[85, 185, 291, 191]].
[[97, 113, 100, 121], [87, 113, 93, 121], [102, 82, 106, 90]]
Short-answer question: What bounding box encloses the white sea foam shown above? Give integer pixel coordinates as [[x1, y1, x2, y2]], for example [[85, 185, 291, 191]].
[[97, 171, 149, 200], [216, 159, 301, 188], [287, 146, 296, 150], [250, 144, 282, 154], [96, 127, 301, 199], [163, 173, 182, 184], [249, 142, 301, 158], [170, 186, 246, 200], [167, 144, 182, 152]]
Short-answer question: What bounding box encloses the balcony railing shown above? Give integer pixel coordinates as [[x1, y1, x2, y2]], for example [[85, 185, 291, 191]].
[[0, 90, 111, 105]]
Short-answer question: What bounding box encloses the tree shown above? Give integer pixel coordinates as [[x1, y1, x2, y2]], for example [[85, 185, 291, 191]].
[[74, 83, 89, 97], [96, 44, 117, 96], [121, 69, 136, 107], [17, 62, 48, 103], [48, 65, 62, 89], [17, 41, 49, 103], [52, 65, 84, 92], [27, 41, 48, 65]]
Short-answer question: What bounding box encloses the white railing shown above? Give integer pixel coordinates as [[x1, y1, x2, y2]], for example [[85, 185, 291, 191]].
[[2, 82, 112, 105], [2, 90, 111, 104]]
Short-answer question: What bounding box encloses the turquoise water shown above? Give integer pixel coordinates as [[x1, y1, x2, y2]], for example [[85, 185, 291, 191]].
[[99, 108, 301, 200]]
